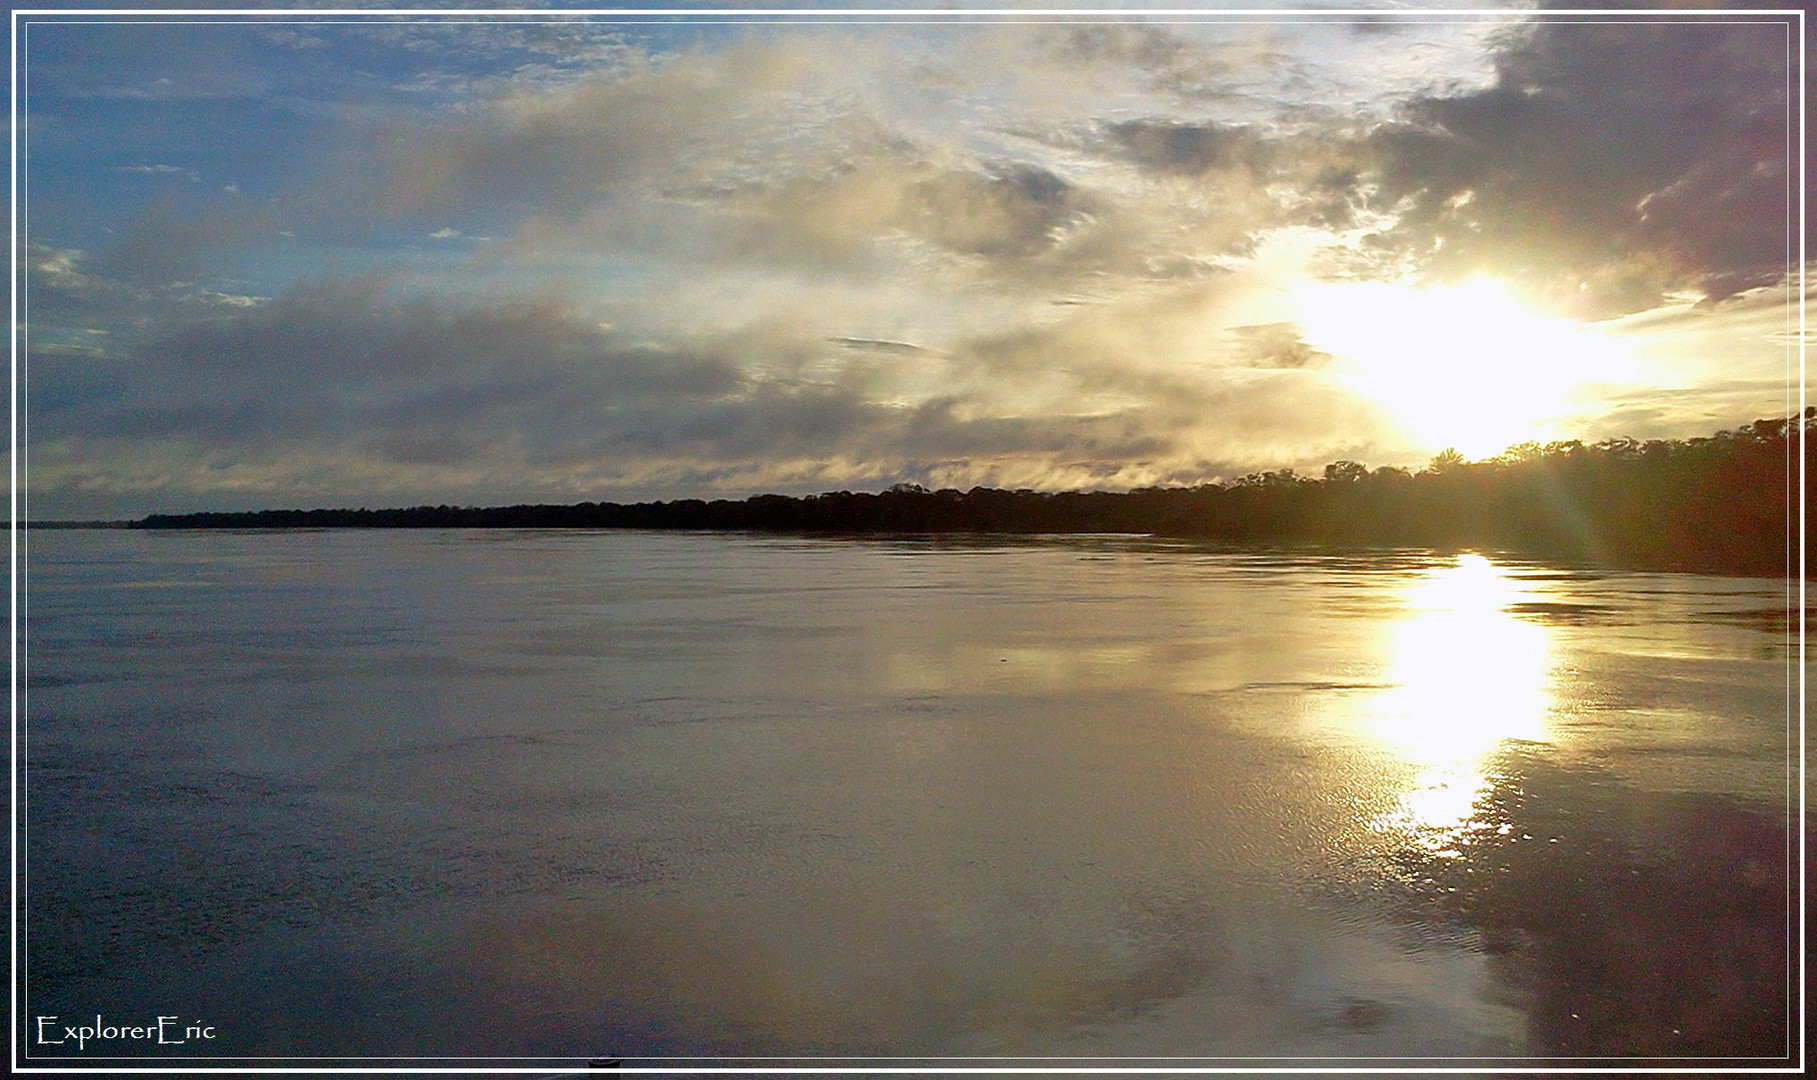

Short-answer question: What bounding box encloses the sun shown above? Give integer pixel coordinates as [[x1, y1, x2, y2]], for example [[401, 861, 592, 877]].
[[1290, 277, 1631, 461]]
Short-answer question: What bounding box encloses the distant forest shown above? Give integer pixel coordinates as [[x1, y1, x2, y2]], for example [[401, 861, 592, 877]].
[[139, 412, 1813, 576]]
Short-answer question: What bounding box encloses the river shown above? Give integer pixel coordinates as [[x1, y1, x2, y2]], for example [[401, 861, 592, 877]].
[[21, 528, 1799, 1067]]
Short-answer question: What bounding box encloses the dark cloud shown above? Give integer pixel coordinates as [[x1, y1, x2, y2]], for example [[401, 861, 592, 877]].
[[82, 192, 270, 287], [28, 271, 1180, 487], [1106, 120, 1273, 177], [704, 143, 1126, 284], [31, 280, 744, 459], [28, 259, 1380, 512], [24, 15, 1800, 518], [25, 244, 145, 321], [909, 163, 1084, 258], [1355, 16, 1792, 314]]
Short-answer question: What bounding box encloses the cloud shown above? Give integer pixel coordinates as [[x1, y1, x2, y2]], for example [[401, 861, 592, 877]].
[[22, 14, 1800, 518], [82, 192, 269, 287], [32, 278, 741, 452], [1105, 119, 1275, 177], [1353, 16, 1793, 314], [1033, 23, 1268, 105], [318, 27, 1294, 294], [828, 337, 932, 356], [108, 164, 201, 181], [1226, 322, 1332, 369], [364, 35, 836, 224], [26, 262, 1387, 515], [908, 162, 1083, 259]]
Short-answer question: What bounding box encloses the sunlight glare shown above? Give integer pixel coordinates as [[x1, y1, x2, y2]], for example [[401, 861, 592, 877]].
[[1366, 554, 1556, 842], [1292, 278, 1629, 460]]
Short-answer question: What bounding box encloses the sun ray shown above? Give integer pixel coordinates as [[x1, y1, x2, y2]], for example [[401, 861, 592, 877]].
[[1291, 278, 1636, 460]]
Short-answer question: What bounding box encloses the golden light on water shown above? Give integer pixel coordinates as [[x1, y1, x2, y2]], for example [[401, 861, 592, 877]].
[[1291, 278, 1634, 460], [1371, 554, 1553, 763], [1366, 554, 1557, 842]]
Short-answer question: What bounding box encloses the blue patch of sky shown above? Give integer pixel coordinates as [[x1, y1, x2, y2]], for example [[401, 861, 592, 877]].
[[21, 14, 721, 262]]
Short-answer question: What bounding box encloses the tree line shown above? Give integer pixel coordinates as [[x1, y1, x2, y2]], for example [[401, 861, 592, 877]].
[[138, 411, 1814, 575]]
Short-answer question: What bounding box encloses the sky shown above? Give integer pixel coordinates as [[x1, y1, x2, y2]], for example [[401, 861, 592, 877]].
[[16, 2, 1807, 519]]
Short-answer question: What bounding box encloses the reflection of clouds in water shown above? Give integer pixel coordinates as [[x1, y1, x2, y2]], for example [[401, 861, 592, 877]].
[[1352, 560, 1789, 1061], [1386, 748, 1790, 1060], [418, 890, 1234, 1057], [1367, 554, 1557, 844]]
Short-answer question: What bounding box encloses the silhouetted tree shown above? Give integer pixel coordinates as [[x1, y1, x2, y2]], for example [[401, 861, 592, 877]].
[[136, 412, 1813, 576]]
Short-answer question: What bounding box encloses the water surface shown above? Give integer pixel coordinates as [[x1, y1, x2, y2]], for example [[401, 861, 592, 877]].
[[22, 529, 1798, 1067]]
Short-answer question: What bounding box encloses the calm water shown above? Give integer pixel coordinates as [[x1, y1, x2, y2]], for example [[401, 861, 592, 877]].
[[22, 529, 1800, 1068]]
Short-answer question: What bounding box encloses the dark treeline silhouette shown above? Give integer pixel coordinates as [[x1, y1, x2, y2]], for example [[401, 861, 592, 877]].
[[138, 412, 1813, 575]]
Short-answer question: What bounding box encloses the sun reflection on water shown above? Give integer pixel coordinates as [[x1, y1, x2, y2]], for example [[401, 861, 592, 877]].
[[1367, 554, 1556, 846]]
